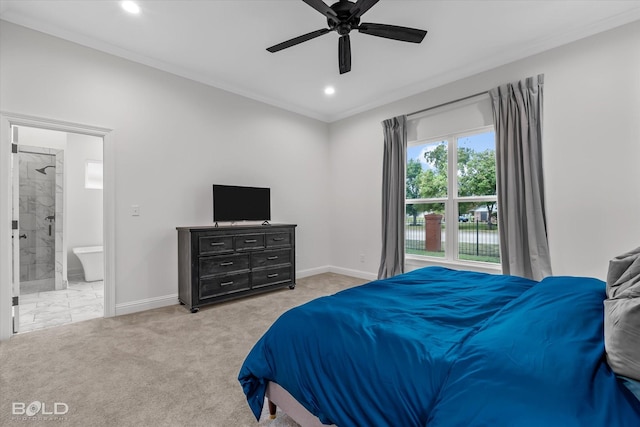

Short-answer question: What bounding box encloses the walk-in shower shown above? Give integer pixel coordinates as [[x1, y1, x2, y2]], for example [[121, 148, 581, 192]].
[[18, 149, 64, 294]]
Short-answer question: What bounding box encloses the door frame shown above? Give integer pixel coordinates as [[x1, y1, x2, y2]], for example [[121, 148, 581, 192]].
[[0, 112, 116, 340]]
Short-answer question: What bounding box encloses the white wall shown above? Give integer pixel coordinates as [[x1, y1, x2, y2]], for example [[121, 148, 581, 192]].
[[329, 21, 640, 281], [16, 126, 67, 149], [0, 21, 332, 308], [65, 133, 103, 277]]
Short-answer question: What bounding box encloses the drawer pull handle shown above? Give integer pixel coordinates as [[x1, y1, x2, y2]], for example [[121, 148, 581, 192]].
[[220, 261, 234, 266], [267, 273, 279, 278], [245, 239, 257, 243], [220, 281, 234, 287], [272, 237, 285, 241], [267, 256, 279, 260], [210, 242, 225, 246]]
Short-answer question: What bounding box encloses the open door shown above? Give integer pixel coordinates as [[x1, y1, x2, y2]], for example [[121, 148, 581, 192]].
[[10, 125, 20, 333]]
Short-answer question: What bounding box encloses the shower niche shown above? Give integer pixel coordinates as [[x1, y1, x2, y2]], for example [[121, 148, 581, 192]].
[[18, 146, 64, 294]]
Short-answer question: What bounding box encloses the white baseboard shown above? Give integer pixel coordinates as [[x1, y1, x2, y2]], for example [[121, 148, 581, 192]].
[[115, 293, 178, 316], [327, 266, 378, 282], [297, 265, 331, 278], [297, 265, 377, 282], [113, 266, 377, 317]]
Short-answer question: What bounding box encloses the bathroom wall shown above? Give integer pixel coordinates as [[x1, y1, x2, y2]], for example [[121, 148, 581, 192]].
[[65, 133, 103, 279]]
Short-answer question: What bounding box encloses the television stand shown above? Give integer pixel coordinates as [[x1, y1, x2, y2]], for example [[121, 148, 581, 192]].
[[176, 223, 296, 312]]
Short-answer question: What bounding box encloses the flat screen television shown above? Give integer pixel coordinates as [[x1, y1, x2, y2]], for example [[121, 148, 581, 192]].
[[213, 184, 271, 222]]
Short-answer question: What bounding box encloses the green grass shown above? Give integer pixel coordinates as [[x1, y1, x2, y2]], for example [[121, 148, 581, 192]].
[[406, 240, 500, 264], [406, 248, 445, 257]]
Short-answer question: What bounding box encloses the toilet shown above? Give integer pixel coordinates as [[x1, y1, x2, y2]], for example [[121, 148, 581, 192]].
[[72, 246, 104, 282]]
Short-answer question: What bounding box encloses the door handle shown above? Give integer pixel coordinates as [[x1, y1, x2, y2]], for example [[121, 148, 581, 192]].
[[19, 234, 27, 239]]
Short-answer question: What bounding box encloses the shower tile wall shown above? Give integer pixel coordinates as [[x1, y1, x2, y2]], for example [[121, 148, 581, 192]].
[[19, 150, 57, 294], [55, 151, 64, 290]]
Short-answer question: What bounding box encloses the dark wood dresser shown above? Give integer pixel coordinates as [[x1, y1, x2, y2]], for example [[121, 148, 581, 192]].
[[177, 224, 296, 312]]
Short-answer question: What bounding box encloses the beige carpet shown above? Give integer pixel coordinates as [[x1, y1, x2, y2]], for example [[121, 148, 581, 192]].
[[0, 273, 366, 426]]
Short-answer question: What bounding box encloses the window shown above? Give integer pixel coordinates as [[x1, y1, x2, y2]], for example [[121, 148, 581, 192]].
[[85, 160, 103, 189], [406, 127, 500, 264]]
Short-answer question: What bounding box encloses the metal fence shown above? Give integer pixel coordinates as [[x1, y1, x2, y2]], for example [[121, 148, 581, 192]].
[[405, 218, 500, 263]]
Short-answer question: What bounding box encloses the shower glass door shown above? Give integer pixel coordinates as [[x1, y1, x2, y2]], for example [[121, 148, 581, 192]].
[[18, 150, 57, 294]]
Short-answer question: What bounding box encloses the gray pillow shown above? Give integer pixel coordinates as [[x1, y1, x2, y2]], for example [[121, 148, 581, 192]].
[[604, 247, 640, 381]]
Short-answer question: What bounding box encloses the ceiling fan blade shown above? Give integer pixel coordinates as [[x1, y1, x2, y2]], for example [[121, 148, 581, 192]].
[[302, 0, 339, 23], [348, 0, 379, 20], [267, 28, 331, 53], [338, 35, 351, 74], [358, 23, 427, 43]]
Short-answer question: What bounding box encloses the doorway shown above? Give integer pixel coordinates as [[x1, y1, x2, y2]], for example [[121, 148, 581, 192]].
[[16, 126, 104, 333], [0, 113, 115, 340]]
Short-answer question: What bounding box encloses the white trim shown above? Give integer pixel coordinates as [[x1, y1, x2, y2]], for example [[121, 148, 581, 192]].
[[0, 112, 116, 340], [297, 266, 331, 279], [328, 266, 378, 282], [115, 294, 178, 316], [0, 117, 12, 340]]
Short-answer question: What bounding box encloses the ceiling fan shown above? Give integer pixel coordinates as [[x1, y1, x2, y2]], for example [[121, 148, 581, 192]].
[[267, 0, 428, 74]]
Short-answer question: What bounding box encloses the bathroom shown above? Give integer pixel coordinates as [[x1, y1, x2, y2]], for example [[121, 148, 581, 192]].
[[15, 126, 104, 333]]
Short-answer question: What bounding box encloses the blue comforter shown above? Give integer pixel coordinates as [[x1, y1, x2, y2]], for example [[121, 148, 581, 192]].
[[238, 267, 640, 426]]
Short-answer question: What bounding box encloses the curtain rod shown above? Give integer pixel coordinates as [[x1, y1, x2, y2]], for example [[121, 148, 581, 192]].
[[407, 91, 489, 118]]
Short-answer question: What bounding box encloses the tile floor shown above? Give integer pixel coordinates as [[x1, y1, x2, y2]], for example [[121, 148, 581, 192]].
[[18, 280, 104, 333]]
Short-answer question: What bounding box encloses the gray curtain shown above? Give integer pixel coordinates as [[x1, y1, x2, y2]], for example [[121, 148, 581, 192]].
[[490, 74, 552, 280], [378, 115, 407, 279]]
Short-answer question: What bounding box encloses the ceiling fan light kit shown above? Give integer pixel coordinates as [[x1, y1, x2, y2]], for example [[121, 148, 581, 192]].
[[267, 0, 427, 74]]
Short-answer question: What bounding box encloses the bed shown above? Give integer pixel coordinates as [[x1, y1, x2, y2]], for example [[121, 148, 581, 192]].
[[238, 266, 640, 426]]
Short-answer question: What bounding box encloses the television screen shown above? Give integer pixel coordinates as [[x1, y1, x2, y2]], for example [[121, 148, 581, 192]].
[[213, 185, 271, 222]]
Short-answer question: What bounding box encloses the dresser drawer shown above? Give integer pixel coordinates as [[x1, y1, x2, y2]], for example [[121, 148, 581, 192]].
[[199, 235, 233, 255], [266, 232, 291, 248], [252, 266, 292, 288], [234, 233, 265, 251], [199, 272, 250, 299], [251, 249, 291, 269], [199, 253, 249, 277]]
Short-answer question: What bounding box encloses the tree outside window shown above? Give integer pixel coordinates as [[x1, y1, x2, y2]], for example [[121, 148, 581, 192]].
[[405, 128, 500, 264]]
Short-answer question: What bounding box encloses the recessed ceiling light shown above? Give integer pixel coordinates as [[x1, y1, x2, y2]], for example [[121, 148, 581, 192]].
[[324, 86, 335, 96], [121, 1, 140, 14]]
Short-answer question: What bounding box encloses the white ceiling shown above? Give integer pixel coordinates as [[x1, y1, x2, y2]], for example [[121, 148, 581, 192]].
[[1, 1, 639, 122]]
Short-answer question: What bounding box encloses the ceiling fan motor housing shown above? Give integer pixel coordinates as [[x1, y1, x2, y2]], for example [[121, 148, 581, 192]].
[[328, 0, 361, 35]]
